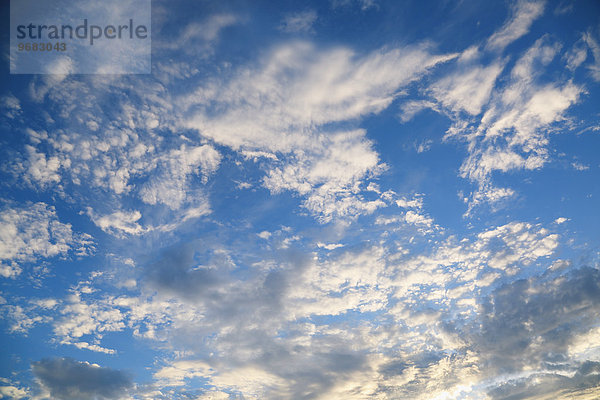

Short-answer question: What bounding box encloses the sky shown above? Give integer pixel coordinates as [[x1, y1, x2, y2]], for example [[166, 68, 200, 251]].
[[1, 0, 600, 399]]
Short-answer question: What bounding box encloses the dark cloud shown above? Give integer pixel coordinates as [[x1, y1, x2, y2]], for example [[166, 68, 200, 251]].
[[466, 267, 600, 397], [475, 267, 600, 372], [488, 361, 600, 400], [144, 241, 221, 300], [32, 357, 132, 400]]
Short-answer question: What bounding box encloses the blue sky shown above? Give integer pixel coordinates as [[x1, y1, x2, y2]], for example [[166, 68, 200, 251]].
[[1, 0, 600, 399]]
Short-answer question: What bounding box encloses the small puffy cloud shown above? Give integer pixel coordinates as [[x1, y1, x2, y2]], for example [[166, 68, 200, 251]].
[[22, 145, 62, 187], [396, 195, 424, 209], [572, 161, 590, 171], [52, 292, 125, 354], [404, 210, 434, 228], [0, 202, 94, 278], [257, 231, 272, 239], [31, 358, 132, 400], [87, 208, 146, 237], [0, 384, 28, 399]]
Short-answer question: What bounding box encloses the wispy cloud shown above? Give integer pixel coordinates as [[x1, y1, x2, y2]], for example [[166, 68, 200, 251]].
[[486, 0, 546, 52], [279, 10, 318, 33], [183, 41, 456, 220]]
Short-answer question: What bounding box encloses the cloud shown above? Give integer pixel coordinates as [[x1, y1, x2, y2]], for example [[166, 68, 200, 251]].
[[399, 4, 586, 213], [565, 37, 589, 71], [330, 0, 378, 11], [155, 14, 238, 51], [154, 360, 214, 387], [9, 77, 220, 234], [144, 242, 221, 301], [582, 32, 600, 81], [465, 41, 580, 181], [183, 41, 456, 220], [486, 0, 546, 52], [437, 36, 583, 212], [572, 161, 590, 171], [399, 100, 438, 122], [87, 208, 147, 237], [139, 144, 221, 209], [0, 94, 22, 119], [487, 362, 600, 400], [0, 384, 28, 400], [0, 202, 94, 278], [6, 217, 584, 399], [279, 10, 318, 33], [31, 358, 132, 400], [432, 64, 504, 115], [469, 267, 600, 398], [21, 145, 62, 187]]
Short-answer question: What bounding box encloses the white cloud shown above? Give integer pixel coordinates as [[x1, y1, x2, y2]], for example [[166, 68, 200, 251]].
[[288, 246, 391, 317], [392, 221, 559, 307], [583, 32, 600, 81], [316, 242, 344, 250], [154, 360, 214, 387], [87, 201, 211, 238], [0, 203, 94, 278], [87, 209, 146, 237], [395, 195, 424, 209], [399, 100, 438, 122], [0, 263, 21, 279], [568, 327, 600, 362], [183, 41, 456, 220], [209, 366, 288, 398], [140, 144, 221, 209], [184, 42, 455, 151], [0, 94, 21, 119], [22, 145, 62, 187], [258, 231, 272, 240], [404, 210, 434, 227], [0, 384, 28, 399], [430, 61, 504, 115], [565, 38, 589, 71], [52, 292, 125, 354], [572, 161, 590, 171], [438, 37, 584, 212], [486, 0, 545, 52], [195, 390, 231, 400]]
